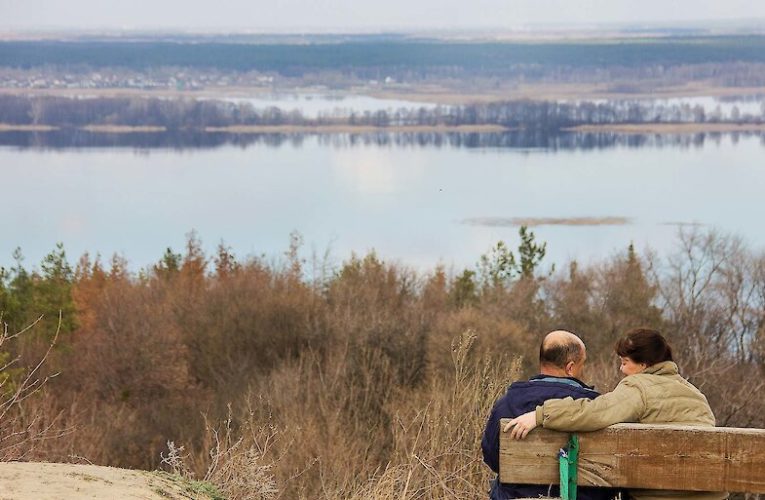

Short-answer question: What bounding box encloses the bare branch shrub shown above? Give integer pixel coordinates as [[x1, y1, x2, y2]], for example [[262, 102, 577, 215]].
[[4, 229, 764, 497], [200, 410, 279, 500], [0, 313, 70, 461], [653, 229, 765, 427], [160, 440, 192, 479]]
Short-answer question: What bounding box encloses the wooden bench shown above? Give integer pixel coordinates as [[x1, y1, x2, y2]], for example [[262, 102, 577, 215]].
[[499, 421, 765, 494]]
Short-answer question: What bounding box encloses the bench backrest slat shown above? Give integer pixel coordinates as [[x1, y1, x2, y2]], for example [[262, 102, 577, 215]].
[[499, 421, 765, 493]]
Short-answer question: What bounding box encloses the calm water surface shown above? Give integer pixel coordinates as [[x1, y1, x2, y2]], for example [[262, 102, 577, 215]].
[[1, 132, 764, 272]]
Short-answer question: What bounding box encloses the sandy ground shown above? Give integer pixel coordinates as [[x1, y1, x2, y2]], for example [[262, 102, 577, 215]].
[[0, 462, 217, 500]]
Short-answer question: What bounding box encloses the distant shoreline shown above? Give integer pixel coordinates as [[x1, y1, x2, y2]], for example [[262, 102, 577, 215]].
[[367, 84, 765, 104], [2, 122, 765, 134], [0, 124, 511, 133], [566, 123, 765, 134], [81, 125, 167, 133], [204, 124, 510, 133], [3, 83, 765, 106]]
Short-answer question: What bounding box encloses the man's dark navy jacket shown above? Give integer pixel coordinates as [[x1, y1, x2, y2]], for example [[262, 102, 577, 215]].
[[481, 375, 615, 500]]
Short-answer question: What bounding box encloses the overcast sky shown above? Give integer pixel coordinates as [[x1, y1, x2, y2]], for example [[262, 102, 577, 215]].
[[1, 0, 765, 32]]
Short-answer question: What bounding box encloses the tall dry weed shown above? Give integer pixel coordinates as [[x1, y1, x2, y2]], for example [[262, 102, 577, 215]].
[[341, 330, 522, 499]]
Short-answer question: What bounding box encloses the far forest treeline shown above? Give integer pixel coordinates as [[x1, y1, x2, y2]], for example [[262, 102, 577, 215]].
[[6, 38, 765, 70], [1, 94, 764, 130], [3, 37, 765, 85]]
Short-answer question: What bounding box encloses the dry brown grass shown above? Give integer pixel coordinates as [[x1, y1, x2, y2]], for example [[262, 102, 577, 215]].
[[170, 330, 521, 499], [2, 228, 764, 498]]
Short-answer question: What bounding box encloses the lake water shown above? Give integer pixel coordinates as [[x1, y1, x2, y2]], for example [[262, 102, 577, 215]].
[[1, 130, 764, 274]]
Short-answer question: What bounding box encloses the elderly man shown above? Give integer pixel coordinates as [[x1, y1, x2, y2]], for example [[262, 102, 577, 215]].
[[481, 330, 614, 500]]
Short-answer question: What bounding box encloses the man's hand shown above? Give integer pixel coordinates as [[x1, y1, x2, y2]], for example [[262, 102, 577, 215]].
[[502, 411, 537, 439]]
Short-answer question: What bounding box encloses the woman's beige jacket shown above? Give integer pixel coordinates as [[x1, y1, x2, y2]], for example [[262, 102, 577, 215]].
[[535, 361, 726, 500]]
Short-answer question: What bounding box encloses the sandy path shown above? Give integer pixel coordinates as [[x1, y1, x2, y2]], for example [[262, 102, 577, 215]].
[[0, 462, 217, 500]]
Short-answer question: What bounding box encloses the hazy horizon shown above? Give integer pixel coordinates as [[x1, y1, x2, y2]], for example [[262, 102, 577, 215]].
[[2, 0, 765, 32]]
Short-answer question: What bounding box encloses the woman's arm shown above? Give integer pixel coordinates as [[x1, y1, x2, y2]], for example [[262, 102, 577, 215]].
[[503, 378, 646, 439], [539, 378, 645, 432]]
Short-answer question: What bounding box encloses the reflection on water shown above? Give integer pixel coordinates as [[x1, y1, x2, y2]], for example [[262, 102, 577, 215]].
[[317, 131, 765, 150], [1, 129, 764, 151], [1, 130, 763, 272]]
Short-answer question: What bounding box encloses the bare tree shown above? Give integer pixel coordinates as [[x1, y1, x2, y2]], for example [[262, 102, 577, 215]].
[[0, 313, 68, 461]]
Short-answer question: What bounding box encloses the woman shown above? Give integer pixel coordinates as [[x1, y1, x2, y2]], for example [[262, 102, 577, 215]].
[[504, 328, 726, 500]]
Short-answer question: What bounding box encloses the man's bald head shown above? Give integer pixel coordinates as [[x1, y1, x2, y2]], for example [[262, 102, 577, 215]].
[[539, 330, 586, 376]]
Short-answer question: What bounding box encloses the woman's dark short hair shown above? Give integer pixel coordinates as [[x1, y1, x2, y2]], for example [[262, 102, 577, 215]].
[[615, 328, 673, 366]]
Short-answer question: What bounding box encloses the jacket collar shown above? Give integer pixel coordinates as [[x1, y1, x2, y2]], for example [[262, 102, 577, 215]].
[[642, 360, 678, 376], [529, 374, 595, 390]]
